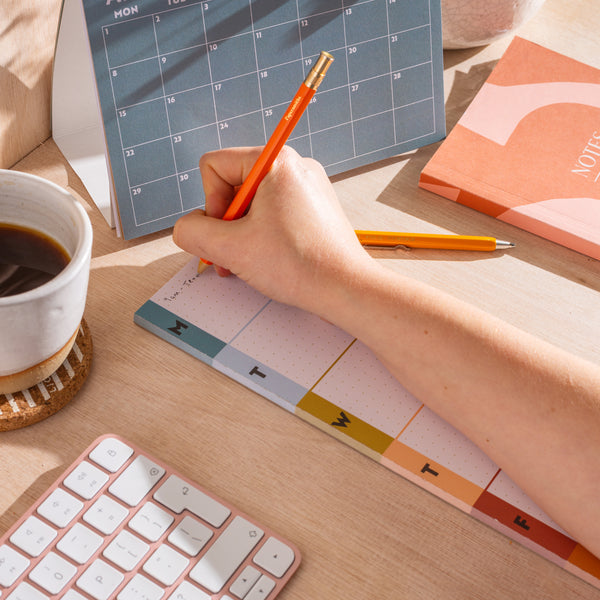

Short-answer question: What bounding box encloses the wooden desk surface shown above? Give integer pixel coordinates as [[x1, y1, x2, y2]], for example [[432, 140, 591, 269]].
[[2, 1, 600, 598]]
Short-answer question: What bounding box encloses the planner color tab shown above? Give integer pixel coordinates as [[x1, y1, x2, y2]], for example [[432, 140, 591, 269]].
[[80, 0, 445, 238], [135, 259, 600, 589], [298, 391, 394, 455]]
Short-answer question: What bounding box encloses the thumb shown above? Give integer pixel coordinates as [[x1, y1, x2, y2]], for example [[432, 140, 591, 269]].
[[173, 209, 236, 272]]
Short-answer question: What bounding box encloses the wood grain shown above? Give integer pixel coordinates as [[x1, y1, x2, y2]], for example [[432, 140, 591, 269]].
[[0, 0, 62, 168]]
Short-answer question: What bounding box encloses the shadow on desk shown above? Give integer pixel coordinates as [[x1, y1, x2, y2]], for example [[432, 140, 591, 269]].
[[1, 466, 65, 530], [334, 56, 600, 293], [382, 140, 599, 292]]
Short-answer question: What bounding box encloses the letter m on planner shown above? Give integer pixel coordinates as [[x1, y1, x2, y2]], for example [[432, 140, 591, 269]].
[[168, 320, 189, 336]]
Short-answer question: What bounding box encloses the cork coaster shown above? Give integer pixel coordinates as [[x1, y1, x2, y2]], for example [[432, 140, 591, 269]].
[[0, 319, 92, 431]]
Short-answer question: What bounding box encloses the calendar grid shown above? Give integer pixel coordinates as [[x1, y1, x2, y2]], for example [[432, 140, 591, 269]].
[[83, 0, 445, 238], [426, 1, 438, 135], [102, 52, 438, 154], [340, 3, 356, 158], [152, 16, 184, 221], [292, 2, 312, 156], [248, 3, 268, 149], [197, 6, 220, 150], [384, 1, 398, 145], [102, 31, 131, 224]]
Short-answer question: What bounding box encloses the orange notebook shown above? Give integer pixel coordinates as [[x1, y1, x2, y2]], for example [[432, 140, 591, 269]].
[[419, 37, 600, 259]]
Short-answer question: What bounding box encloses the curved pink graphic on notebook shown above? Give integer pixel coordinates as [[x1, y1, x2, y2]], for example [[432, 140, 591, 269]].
[[500, 197, 600, 258], [459, 82, 600, 145]]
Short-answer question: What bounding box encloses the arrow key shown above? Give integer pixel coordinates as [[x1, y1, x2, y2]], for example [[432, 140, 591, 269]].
[[253, 537, 296, 578], [229, 565, 261, 598], [246, 574, 275, 600]]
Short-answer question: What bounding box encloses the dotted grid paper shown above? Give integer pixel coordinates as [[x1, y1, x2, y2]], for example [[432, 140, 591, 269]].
[[81, 0, 445, 238], [134, 260, 600, 589]]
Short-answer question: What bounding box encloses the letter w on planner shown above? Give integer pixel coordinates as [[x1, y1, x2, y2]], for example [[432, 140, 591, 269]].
[[331, 411, 351, 428]]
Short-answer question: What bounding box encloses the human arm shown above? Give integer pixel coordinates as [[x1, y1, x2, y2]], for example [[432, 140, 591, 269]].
[[174, 146, 600, 557]]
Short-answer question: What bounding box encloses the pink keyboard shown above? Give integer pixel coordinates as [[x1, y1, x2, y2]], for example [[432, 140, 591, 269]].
[[0, 435, 301, 600]]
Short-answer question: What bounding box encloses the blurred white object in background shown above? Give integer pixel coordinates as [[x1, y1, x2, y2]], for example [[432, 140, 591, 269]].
[[442, 0, 546, 48]]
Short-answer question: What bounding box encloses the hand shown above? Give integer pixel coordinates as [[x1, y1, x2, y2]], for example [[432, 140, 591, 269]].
[[173, 145, 372, 315]]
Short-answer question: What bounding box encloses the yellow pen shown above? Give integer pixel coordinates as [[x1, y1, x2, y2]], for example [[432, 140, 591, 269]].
[[355, 230, 515, 252]]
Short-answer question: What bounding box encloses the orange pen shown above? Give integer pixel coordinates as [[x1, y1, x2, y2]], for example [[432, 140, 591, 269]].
[[198, 50, 334, 271], [355, 230, 515, 251]]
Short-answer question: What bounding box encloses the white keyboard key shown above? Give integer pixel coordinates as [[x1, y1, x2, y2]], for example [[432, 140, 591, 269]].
[[168, 580, 210, 600], [253, 537, 296, 577], [245, 575, 275, 600], [189, 516, 263, 593], [29, 551, 77, 594], [56, 523, 103, 564], [76, 558, 124, 600], [89, 438, 133, 472], [117, 573, 163, 600], [109, 456, 165, 507], [0, 544, 30, 587], [153, 475, 230, 527], [167, 516, 212, 556], [37, 488, 83, 528], [142, 544, 189, 586], [63, 461, 109, 500], [229, 565, 261, 599], [103, 530, 149, 571], [128, 502, 174, 542], [83, 494, 129, 535], [9, 516, 57, 558], [6, 581, 48, 600], [62, 590, 87, 600]]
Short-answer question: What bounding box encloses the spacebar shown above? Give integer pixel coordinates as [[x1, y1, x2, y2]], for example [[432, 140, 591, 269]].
[[189, 516, 264, 593]]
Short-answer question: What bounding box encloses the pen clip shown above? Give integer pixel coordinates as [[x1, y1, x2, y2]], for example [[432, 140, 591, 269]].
[[364, 244, 411, 251]]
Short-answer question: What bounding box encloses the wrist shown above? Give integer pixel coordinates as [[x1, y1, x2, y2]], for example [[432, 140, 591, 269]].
[[310, 255, 400, 341]]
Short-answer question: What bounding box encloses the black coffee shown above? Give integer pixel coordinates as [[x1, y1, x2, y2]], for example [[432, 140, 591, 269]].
[[0, 224, 70, 297]]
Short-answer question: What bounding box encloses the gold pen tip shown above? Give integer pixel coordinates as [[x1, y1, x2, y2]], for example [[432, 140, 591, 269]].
[[304, 50, 335, 90], [196, 260, 211, 274]]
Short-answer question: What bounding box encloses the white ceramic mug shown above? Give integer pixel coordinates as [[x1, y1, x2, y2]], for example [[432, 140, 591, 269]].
[[0, 170, 93, 394]]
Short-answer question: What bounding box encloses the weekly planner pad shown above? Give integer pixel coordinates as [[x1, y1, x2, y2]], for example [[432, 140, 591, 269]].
[[135, 260, 600, 589], [77, 0, 445, 238]]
